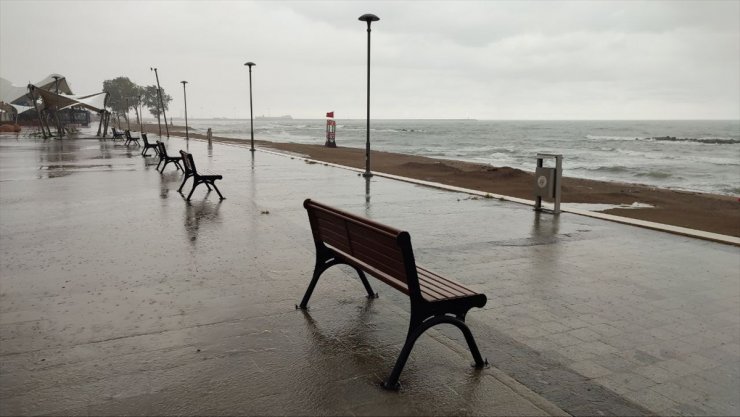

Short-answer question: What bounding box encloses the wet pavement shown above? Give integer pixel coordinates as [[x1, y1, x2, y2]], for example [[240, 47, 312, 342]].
[[1, 133, 738, 416]]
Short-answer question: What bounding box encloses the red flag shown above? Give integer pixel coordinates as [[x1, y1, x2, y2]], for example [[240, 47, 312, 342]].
[[326, 111, 334, 118]]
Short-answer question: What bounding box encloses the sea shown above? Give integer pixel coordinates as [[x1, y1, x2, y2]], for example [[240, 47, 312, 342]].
[[186, 119, 740, 196]]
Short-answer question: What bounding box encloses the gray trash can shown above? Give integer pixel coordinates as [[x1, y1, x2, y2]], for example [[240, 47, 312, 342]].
[[534, 154, 563, 213]]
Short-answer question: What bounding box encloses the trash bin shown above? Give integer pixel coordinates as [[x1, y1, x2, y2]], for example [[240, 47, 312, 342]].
[[534, 154, 563, 213]]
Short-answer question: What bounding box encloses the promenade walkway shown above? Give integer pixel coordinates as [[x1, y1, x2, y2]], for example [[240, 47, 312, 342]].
[[1, 133, 737, 416]]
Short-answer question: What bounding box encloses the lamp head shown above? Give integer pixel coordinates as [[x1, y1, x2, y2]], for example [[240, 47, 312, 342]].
[[181, 80, 188, 85], [358, 14, 379, 23], [244, 62, 256, 68]]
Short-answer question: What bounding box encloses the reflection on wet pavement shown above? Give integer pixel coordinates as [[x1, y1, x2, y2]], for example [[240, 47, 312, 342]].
[[1, 133, 737, 416]]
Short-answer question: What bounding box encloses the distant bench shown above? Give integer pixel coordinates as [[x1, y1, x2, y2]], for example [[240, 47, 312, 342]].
[[110, 127, 124, 141], [156, 141, 182, 173], [298, 199, 488, 390], [141, 133, 158, 157], [178, 150, 224, 200], [124, 130, 140, 146]]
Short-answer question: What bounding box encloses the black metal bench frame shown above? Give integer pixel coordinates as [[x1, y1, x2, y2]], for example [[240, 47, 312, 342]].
[[110, 127, 125, 141], [298, 199, 488, 390], [124, 130, 140, 146], [178, 150, 224, 200], [155, 141, 182, 173], [141, 133, 158, 156]]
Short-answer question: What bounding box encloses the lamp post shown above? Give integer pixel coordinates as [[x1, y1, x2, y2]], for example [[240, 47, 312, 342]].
[[181, 81, 189, 141], [137, 95, 143, 134], [150, 67, 169, 138], [359, 13, 379, 178], [244, 62, 256, 152], [125, 97, 131, 130], [51, 75, 62, 137]]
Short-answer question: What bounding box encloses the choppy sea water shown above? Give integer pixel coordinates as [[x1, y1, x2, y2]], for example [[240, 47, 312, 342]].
[[186, 119, 740, 196]]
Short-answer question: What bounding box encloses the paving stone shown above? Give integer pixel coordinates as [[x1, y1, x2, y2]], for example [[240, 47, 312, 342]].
[[633, 364, 677, 383], [569, 360, 613, 379], [624, 390, 678, 414], [650, 381, 704, 403], [567, 328, 603, 342]]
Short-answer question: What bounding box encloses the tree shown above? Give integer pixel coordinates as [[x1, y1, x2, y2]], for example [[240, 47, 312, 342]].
[[142, 85, 172, 119], [102, 77, 142, 115]]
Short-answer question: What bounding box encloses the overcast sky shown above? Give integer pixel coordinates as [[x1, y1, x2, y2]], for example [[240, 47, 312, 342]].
[[1, 0, 738, 120]]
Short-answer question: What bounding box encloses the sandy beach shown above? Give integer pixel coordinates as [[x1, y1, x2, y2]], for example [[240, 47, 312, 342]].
[[140, 123, 740, 238]]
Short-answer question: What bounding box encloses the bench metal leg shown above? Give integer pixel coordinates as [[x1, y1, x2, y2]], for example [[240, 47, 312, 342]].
[[355, 268, 378, 299], [382, 314, 487, 390], [187, 182, 198, 201], [178, 175, 190, 192], [298, 255, 378, 310], [210, 182, 225, 200], [298, 257, 334, 309]]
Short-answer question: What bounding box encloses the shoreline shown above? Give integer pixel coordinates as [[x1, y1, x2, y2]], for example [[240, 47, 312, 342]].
[[138, 123, 740, 238]]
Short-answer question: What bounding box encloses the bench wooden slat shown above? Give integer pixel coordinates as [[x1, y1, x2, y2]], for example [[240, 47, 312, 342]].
[[340, 255, 411, 295], [310, 203, 401, 238], [314, 210, 408, 284], [418, 275, 476, 301], [417, 267, 478, 298], [347, 225, 407, 281], [320, 228, 353, 254]]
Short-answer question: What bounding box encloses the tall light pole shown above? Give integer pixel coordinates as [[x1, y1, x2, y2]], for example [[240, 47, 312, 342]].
[[51, 75, 62, 137], [125, 97, 131, 130], [150, 67, 169, 138], [244, 62, 256, 152], [181, 81, 189, 141], [150, 68, 162, 136], [359, 14, 379, 178], [137, 94, 143, 134]]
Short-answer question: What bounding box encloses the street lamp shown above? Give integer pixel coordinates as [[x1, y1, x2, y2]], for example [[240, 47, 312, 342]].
[[137, 95, 143, 133], [244, 62, 256, 152], [150, 67, 170, 138], [181, 81, 189, 141], [51, 75, 62, 137], [359, 13, 379, 178], [125, 97, 131, 130]]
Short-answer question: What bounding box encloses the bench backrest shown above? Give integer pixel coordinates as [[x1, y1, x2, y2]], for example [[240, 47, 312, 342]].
[[179, 150, 197, 175], [156, 141, 168, 158], [142, 133, 150, 145], [304, 199, 421, 298]]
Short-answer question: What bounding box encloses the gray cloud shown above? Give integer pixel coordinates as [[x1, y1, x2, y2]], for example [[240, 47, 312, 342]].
[[1, 0, 737, 120]]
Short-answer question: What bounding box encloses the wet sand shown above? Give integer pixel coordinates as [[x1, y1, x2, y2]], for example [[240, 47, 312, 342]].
[[141, 123, 740, 238]]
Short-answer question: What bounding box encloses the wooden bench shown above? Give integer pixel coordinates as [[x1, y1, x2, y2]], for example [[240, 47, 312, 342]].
[[110, 127, 124, 141], [141, 133, 158, 157], [124, 130, 140, 146], [178, 150, 224, 200], [155, 141, 182, 173], [298, 199, 488, 390]]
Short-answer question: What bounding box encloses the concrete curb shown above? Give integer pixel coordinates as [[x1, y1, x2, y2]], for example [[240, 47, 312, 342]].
[[252, 146, 739, 247]]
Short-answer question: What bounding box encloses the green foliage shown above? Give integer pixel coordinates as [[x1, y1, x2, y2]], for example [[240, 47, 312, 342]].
[[102, 77, 142, 114], [101, 77, 172, 119], [141, 85, 172, 118]]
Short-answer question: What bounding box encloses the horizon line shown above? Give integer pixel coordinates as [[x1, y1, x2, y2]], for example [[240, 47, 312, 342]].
[[174, 117, 740, 122]]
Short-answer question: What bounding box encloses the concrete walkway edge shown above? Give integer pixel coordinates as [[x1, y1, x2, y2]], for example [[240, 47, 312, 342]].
[[251, 145, 740, 247]]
